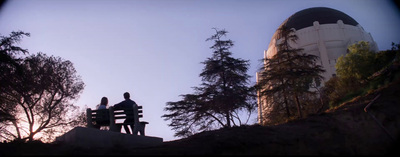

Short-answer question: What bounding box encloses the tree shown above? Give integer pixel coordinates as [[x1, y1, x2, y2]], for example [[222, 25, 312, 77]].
[[162, 28, 256, 137], [0, 31, 30, 123], [0, 52, 85, 142], [336, 41, 377, 83], [256, 26, 325, 122], [330, 41, 378, 106], [0, 31, 30, 70], [326, 41, 399, 107]]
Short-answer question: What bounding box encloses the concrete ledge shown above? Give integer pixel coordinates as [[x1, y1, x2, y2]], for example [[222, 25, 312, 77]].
[[55, 127, 163, 148]]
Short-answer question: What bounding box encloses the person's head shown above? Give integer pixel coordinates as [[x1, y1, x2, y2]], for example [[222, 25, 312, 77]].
[[123, 92, 130, 99], [100, 97, 108, 106]]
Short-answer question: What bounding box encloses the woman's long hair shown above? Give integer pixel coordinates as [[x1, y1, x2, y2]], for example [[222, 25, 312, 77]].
[[100, 97, 108, 106]]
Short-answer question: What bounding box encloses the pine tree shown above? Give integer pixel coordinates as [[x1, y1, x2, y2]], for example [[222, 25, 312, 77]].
[[257, 26, 325, 121], [162, 28, 255, 137]]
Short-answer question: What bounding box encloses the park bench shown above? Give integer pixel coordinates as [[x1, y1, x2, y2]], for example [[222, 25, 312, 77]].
[[86, 106, 149, 136]]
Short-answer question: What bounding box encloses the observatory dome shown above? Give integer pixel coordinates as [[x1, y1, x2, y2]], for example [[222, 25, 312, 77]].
[[284, 7, 359, 31], [264, 7, 378, 81], [257, 7, 378, 124]]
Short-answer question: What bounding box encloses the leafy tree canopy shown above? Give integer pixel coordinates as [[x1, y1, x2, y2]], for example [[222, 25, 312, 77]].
[[0, 31, 85, 142], [0, 31, 30, 123], [256, 26, 325, 123], [336, 41, 377, 82]]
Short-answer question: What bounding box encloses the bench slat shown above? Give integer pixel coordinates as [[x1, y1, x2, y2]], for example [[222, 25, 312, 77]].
[[114, 115, 143, 119], [117, 121, 149, 126], [114, 112, 129, 115], [91, 108, 143, 113], [92, 115, 143, 118]]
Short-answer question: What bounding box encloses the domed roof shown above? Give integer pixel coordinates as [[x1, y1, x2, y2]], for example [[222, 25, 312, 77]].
[[282, 7, 359, 30], [268, 7, 360, 48]]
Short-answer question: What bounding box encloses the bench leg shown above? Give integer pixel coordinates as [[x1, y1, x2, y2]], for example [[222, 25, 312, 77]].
[[132, 123, 146, 136], [86, 108, 94, 128], [132, 125, 139, 135], [110, 123, 121, 132], [139, 130, 145, 136], [123, 125, 131, 134], [140, 124, 146, 136]]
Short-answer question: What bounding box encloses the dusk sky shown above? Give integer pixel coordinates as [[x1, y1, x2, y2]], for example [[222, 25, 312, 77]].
[[1, 0, 399, 142]]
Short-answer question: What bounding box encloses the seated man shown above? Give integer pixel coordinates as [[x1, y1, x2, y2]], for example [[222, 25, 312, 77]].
[[113, 92, 139, 134]]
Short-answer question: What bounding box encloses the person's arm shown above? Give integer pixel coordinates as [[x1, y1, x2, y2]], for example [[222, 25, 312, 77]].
[[113, 101, 123, 109]]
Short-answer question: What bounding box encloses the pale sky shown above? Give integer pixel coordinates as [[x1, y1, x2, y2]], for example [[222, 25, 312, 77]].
[[1, 0, 399, 142]]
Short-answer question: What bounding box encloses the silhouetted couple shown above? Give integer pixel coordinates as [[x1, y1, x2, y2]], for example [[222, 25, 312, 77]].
[[96, 92, 139, 135]]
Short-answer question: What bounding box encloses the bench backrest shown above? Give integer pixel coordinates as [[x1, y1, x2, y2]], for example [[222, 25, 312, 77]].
[[113, 106, 144, 121], [88, 106, 144, 126], [91, 109, 110, 125]]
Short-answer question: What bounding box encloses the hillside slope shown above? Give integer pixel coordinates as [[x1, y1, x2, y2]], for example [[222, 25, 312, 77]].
[[1, 79, 399, 156], [131, 79, 400, 155]]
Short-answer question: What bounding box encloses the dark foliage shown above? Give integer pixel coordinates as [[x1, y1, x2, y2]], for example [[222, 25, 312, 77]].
[[162, 28, 256, 137], [325, 42, 400, 108], [0, 31, 30, 123], [0, 31, 86, 142], [256, 26, 325, 124]]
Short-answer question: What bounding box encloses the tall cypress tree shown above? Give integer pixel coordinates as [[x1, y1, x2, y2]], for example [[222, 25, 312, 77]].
[[257, 26, 325, 121], [162, 28, 255, 137]]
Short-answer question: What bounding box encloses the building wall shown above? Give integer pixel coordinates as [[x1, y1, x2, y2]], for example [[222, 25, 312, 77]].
[[266, 20, 377, 82], [258, 20, 378, 124]]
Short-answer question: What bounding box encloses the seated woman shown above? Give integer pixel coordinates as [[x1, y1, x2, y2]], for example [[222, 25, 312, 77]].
[[93, 97, 109, 129], [97, 97, 108, 110]]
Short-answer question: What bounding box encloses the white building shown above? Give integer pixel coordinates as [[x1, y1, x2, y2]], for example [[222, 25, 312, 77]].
[[257, 7, 378, 124]]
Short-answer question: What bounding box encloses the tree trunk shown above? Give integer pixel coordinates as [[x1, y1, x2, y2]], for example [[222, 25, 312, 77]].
[[294, 94, 303, 118], [28, 134, 35, 142], [283, 93, 291, 118], [226, 111, 231, 127], [314, 86, 325, 113], [12, 121, 21, 140], [316, 94, 325, 113], [281, 79, 291, 118]]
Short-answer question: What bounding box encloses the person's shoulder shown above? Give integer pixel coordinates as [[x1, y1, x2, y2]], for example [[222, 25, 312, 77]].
[[130, 99, 137, 104], [128, 99, 137, 104], [97, 105, 106, 110]]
